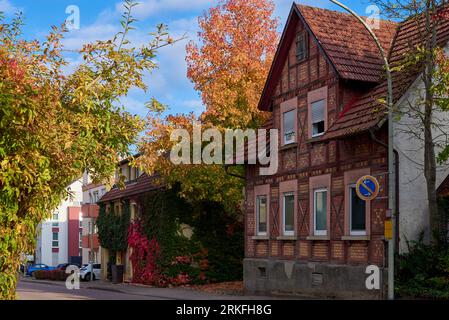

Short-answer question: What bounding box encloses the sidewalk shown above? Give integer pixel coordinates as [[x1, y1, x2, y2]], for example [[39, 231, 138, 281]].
[[19, 277, 284, 300]]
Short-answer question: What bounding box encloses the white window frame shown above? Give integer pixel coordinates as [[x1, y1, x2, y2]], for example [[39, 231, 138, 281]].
[[256, 195, 268, 236], [313, 188, 328, 236], [283, 110, 296, 145], [311, 99, 326, 138], [282, 192, 295, 236], [92, 191, 99, 203], [52, 232, 59, 248], [349, 184, 367, 236]]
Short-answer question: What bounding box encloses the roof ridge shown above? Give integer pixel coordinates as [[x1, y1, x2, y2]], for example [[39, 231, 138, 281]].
[[296, 3, 399, 25]]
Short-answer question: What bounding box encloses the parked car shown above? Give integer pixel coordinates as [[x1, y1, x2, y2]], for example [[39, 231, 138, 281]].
[[80, 263, 101, 281], [56, 263, 81, 271], [26, 264, 55, 276]]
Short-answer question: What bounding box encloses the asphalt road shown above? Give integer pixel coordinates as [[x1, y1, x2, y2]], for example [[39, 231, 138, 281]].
[[17, 280, 165, 300]]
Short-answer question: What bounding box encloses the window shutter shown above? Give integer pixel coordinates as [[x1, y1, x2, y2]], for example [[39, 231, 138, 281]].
[[311, 100, 325, 124]]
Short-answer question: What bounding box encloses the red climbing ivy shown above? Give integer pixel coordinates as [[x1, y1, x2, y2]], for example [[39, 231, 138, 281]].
[[127, 221, 163, 286]]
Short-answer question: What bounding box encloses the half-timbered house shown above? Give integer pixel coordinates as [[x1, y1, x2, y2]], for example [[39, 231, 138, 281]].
[[244, 3, 449, 298]]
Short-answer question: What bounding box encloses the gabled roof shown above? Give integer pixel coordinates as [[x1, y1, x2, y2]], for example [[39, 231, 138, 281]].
[[258, 3, 397, 111], [298, 5, 397, 82], [324, 5, 449, 140]]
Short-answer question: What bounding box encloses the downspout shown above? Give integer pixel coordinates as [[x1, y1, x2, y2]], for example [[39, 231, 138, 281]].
[[369, 129, 400, 253]]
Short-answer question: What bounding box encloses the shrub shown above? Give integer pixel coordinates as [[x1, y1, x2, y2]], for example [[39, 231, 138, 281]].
[[396, 234, 449, 299], [33, 270, 47, 280], [33, 270, 68, 281]]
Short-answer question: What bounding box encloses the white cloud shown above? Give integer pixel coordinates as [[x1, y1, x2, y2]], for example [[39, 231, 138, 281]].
[[115, 0, 215, 19], [62, 24, 120, 51], [0, 0, 20, 14]]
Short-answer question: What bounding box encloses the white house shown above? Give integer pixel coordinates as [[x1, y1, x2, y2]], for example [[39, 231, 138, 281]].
[[35, 179, 83, 266]]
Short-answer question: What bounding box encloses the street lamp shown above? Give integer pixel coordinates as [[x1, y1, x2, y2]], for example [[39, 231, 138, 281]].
[[329, 0, 396, 300]]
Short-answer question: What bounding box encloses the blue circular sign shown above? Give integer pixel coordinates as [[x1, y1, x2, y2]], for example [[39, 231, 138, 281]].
[[356, 175, 380, 201]]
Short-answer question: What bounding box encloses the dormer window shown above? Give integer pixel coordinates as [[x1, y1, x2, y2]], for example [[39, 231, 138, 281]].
[[296, 31, 307, 62]]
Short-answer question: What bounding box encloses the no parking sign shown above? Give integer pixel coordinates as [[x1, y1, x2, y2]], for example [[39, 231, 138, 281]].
[[356, 175, 380, 201]]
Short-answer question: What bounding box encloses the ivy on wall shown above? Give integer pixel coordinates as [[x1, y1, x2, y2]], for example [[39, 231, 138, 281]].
[[97, 200, 131, 255], [96, 185, 243, 286], [137, 186, 244, 285]]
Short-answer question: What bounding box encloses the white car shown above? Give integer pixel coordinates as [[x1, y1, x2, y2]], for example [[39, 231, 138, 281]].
[[80, 263, 101, 281]]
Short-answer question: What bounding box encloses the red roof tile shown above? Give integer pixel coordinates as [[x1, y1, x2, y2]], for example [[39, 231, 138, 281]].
[[258, 3, 397, 111], [323, 6, 449, 140], [98, 173, 164, 203], [298, 5, 397, 82]]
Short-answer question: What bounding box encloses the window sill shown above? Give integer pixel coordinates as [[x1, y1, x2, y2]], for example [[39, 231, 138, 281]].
[[276, 236, 297, 241], [306, 136, 325, 144], [341, 235, 370, 241], [280, 142, 297, 151], [252, 235, 269, 240], [306, 235, 330, 241]]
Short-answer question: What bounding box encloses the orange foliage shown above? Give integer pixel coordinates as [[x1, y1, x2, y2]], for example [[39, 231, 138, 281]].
[[186, 0, 279, 129]]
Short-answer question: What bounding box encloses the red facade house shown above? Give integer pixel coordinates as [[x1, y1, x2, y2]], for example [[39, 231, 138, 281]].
[[243, 3, 449, 298]]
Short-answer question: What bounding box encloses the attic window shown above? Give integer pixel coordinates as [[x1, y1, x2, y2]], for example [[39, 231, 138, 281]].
[[296, 31, 307, 62]]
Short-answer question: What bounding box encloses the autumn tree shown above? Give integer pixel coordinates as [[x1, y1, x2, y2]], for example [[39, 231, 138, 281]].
[[139, 0, 279, 212], [186, 0, 279, 129], [374, 0, 449, 243], [138, 113, 245, 214], [0, 0, 173, 299]]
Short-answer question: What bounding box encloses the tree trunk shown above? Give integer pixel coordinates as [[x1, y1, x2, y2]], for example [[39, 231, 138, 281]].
[[422, 0, 440, 245], [424, 114, 439, 243]]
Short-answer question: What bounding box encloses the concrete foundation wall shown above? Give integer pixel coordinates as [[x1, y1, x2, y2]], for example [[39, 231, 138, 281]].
[[244, 258, 386, 299]]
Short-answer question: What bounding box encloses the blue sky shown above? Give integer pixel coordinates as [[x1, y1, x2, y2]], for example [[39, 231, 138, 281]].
[[0, 0, 374, 119]]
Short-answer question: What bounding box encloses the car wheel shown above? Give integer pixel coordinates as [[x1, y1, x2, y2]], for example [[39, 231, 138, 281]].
[[92, 274, 96, 281], [30, 272, 35, 277], [85, 273, 91, 281]]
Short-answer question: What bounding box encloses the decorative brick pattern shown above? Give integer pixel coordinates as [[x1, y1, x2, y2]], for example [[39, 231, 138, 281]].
[[247, 237, 255, 256], [332, 177, 344, 192], [289, 67, 297, 91], [310, 57, 318, 81], [355, 143, 370, 157], [372, 208, 384, 233], [372, 240, 384, 265], [348, 243, 368, 263], [299, 183, 309, 196], [299, 241, 310, 258], [282, 64, 289, 93], [311, 144, 326, 166], [283, 150, 296, 171], [312, 242, 328, 259], [283, 242, 295, 257], [256, 241, 268, 257], [271, 187, 279, 198], [331, 241, 344, 260], [319, 55, 327, 77], [298, 63, 308, 83], [328, 141, 337, 163], [271, 241, 280, 256], [299, 153, 309, 169]]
